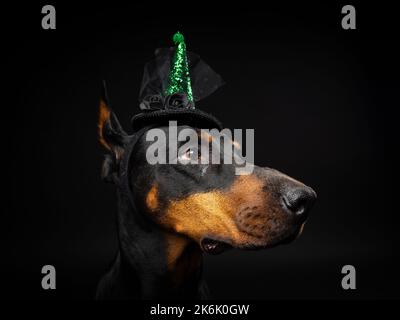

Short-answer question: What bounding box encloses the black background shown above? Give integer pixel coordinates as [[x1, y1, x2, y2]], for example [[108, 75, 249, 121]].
[[2, 2, 398, 300]]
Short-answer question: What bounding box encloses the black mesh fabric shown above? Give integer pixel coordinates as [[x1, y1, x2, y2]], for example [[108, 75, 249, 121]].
[[132, 47, 224, 131], [138, 48, 224, 103]]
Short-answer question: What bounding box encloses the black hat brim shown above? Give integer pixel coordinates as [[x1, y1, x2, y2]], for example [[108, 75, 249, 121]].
[[131, 109, 223, 132]]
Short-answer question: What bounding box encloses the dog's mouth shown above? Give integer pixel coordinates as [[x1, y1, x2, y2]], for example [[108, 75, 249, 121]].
[[200, 223, 305, 254], [200, 238, 232, 255]]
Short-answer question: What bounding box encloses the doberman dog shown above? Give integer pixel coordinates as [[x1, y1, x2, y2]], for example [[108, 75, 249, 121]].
[[96, 97, 317, 300]]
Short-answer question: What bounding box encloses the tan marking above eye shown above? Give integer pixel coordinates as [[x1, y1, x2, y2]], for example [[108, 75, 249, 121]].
[[146, 184, 159, 211], [200, 130, 213, 143]]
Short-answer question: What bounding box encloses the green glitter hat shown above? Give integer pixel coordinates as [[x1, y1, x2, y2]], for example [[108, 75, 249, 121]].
[[164, 32, 194, 102], [132, 32, 225, 130]]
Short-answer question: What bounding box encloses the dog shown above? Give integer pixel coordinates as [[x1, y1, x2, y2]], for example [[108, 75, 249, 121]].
[[95, 94, 317, 300]]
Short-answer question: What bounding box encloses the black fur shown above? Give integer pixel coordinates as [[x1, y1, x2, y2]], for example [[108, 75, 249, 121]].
[[97, 125, 236, 299], [97, 109, 316, 299]]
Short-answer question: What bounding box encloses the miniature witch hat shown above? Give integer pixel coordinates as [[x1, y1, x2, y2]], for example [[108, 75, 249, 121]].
[[131, 31, 224, 131], [164, 32, 194, 103]]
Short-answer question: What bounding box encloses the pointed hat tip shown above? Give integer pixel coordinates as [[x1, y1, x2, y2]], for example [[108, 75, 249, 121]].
[[172, 31, 185, 45]]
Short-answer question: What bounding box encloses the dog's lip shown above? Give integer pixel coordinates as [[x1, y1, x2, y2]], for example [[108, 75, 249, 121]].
[[200, 223, 306, 253], [200, 238, 232, 255], [276, 223, 305, 245]]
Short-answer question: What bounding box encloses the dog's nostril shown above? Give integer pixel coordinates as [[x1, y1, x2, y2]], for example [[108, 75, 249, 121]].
[[282, 186, 316, 219]]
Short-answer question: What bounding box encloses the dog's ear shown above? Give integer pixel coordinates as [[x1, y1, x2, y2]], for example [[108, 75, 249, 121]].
[[98, 81, 128, 183]]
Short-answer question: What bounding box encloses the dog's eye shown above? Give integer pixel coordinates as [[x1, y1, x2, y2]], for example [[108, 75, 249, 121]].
[[179, 148, 200, 162]]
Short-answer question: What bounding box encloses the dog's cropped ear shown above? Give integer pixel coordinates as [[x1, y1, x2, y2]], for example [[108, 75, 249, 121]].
[[98, 81, 128, 183]]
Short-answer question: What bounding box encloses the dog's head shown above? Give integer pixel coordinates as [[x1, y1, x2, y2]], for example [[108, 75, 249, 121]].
[[99, 100, 316, 255]]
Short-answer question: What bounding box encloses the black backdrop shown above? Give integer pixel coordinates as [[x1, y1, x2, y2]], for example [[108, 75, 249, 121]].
[[2, 2, 398, 299]]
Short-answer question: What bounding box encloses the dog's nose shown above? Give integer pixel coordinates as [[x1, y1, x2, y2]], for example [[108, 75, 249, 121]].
[[282, 186, 316, 221]]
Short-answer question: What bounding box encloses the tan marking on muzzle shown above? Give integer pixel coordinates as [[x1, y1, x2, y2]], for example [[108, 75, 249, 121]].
[[162, 175, 268, 246]]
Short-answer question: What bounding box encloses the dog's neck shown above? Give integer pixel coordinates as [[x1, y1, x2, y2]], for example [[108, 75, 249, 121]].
[[97, 192, 206, 299]]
